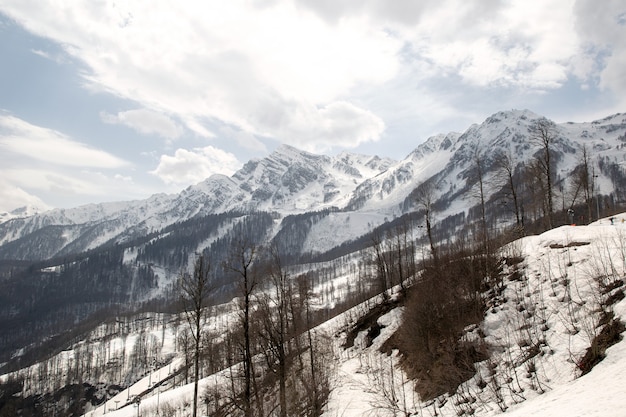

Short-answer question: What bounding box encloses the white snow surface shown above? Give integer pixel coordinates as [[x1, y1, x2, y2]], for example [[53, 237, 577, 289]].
[[303, 211, 389, 254], [324, 214, 626, 417], [70, 213, 626, 417], [1, 213, 625, 417]]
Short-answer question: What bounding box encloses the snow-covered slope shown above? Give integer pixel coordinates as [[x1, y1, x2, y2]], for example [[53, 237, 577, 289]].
[[344, 132, 462, 212], [0, 145, 395, 259], [325, 214, 626, 417], [67, 214, 626, 417], [0, 204, 50, 223], [2, 212, 626, 417]]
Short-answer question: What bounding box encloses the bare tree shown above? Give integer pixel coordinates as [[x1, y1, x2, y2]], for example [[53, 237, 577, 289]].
[[398, 246, 488, 401], [469, 144, 490, 255], [569, 144, 594, 223], [370, 230, 391, 300], [223, 238, 260, 417], [414, 180, 439, 268], [495, 149, 523, 229], [179, 254, 214, 417], [530, 119, 557, 228], [258, 245, 291, 417], [525, 161, 543, 225], [297, 273, 326, 416], [393, 221, 415, 292]]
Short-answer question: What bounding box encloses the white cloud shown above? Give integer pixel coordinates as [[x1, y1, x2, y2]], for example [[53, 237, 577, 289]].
[[183, 117, 215, 139], [0, 115, 142, 209], [0, 0, 624, 156], [0, 1, 399, 151], [284, 101, 386, 153], [3, 168, 114, 199], [573, 0, 626, 105], [402, 0, 580, 89], [0, 115, 129, 168], [114, 173, 133, 183], [219, 126, 267, 153], [0, 179, 50, 213], [150, 146, 241, 185], [101, 109, 184, 140], [303, 0, 614, 92], [3, 168, 59, 194], [30, 48, 51, 59]]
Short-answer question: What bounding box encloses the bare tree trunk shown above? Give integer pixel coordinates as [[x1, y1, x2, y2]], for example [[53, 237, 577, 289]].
[[531, 119, 557, 228], [224, 239, 258, 417], [581, 145, 593, 222], [179, 255, 214, 417], [304, 281, 320, 415], [472, 146, 490, 255], [267, 245, 289, 417], [415, 180, 439, 269], [370, 231, 390, 300]]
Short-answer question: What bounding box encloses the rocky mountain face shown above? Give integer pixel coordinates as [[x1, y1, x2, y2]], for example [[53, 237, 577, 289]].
[[1, 109, 625, 262], [0, 109, 625, 369], [0, 145, 394, 260]]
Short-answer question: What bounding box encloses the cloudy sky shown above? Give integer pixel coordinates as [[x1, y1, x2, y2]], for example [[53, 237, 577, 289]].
[[0, 0, 624, 212]]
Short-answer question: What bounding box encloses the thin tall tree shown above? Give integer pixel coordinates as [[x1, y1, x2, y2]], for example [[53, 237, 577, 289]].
[[179, 254, 214, 417], [495, 149, 522, 228], [470, 144, 490, 255], [258, 245, 291, 417], [224, 238, 259, 417], [531, 119, 557, 228], [415, 180, 439, 269]]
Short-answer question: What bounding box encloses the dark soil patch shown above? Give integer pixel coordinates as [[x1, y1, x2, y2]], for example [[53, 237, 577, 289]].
[[578, 318, 625, 375], [549, 241, 590, 249], [343, 296, 403, 349]]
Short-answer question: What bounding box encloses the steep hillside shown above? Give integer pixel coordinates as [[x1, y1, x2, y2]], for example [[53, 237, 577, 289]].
[[326, 214, 626, 416], [2, 214, 623, 417]]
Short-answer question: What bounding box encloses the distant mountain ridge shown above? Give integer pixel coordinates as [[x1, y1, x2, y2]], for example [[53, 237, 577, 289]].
[[1, 109, 625, 263]]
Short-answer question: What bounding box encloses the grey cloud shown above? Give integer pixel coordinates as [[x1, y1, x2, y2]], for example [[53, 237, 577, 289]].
[[100, 109, 184, 140], [297, 0, 505, 28], [574, 0, 626, 95]]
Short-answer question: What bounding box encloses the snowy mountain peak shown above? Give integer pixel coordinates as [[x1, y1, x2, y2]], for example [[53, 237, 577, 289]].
[[272, 143, 317, 160], [410, 131, 462, 158], [0, 204, 51, 223], [485, 108, 542, 123]]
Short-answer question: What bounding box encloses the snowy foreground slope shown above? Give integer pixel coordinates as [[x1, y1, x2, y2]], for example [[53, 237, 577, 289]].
[[74, 215, 626, 417], [325, 215, 626, 417]]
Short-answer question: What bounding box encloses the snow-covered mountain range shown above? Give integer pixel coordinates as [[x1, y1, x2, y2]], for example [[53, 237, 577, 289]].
[[1, 109, 625, 261]]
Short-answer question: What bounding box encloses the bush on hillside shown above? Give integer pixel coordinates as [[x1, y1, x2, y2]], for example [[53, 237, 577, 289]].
[[395, 250, 500, 400]]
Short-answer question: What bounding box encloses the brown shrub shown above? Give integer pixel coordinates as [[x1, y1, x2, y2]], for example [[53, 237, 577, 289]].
[[395, 251, 496, 400]]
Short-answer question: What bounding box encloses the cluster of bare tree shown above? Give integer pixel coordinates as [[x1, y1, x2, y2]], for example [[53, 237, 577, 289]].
[[435, 118, 623, 246], [355, 147, 626, 415], [370, 220, 419, 299], [177, 239, 335, 417], [0, 312, 173, 417], [493, 118, 623, 231], [395, 241, 497, 401]]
